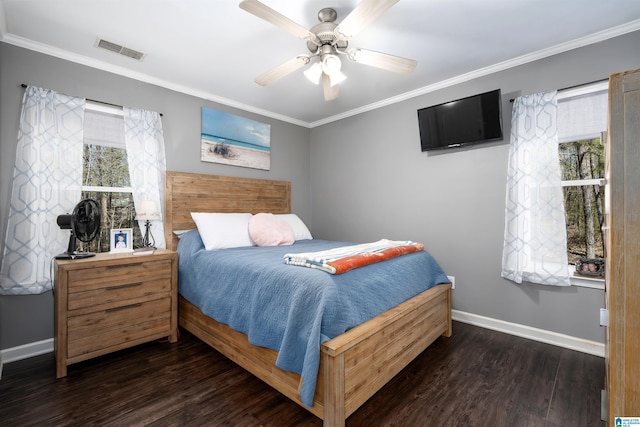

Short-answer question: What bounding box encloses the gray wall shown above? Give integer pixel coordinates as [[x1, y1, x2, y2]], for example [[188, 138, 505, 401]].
[[2, 30, 639, 352], [0, 42, 310, 350], [309, 30, 640, 343]]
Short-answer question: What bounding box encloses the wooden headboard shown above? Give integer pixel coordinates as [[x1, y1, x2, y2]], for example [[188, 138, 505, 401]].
[[164, 171, 291, 251]]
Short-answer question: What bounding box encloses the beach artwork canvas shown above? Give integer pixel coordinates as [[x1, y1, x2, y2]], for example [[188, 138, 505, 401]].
[[201, 107, 271, 170]]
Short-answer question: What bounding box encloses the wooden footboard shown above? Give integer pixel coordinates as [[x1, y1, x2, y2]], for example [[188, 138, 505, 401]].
[[179, 283, 451, 427], [322, 282, 451, 425]]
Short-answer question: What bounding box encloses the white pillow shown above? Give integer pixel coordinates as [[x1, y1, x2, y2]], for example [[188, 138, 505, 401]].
[[191, 212, 254, 250], [275, 214, 313, 240], [173, 229, 191, 239]]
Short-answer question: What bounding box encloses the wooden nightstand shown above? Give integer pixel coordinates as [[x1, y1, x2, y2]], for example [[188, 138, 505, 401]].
[[54, 249, 178, 378]]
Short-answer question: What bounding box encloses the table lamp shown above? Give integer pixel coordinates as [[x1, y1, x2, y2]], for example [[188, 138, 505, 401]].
[[136, 200, 160, 249]]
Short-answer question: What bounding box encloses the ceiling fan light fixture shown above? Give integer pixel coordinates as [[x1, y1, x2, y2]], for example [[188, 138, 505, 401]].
[[304, 62, 323, 85], [321, 54, 346, 86], [327, 69, 347, 87], [321, 54, 341, 73]]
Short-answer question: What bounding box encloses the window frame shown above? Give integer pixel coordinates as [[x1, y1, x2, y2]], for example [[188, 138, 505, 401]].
[[557, 82, 608, 289], [81, 102, 137, 252]]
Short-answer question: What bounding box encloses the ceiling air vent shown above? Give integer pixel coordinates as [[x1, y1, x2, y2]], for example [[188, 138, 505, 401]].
[[95, 38, 145, 61]]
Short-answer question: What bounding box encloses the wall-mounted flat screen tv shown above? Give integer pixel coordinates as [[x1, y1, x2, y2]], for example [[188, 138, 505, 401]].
[[417, 89, 503, 151]]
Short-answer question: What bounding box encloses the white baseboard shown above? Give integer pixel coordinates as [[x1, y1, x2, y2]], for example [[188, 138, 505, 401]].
[[0, 313, 605, 369], [452, 309, 605, 358], [0, 338, 54, 365]]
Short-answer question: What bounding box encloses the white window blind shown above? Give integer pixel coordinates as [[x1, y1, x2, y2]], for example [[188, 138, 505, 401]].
[[83, 104, 125, 148], [557, 83, 608, 143]]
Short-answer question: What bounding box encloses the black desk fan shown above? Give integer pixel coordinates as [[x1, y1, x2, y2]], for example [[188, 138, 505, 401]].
[[55, 199, 101, 260]]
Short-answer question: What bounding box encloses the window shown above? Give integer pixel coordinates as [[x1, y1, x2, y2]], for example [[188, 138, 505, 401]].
[[557, 83, 608, 279], [559, 138, 605, 263], [78, 104, 142, 253]]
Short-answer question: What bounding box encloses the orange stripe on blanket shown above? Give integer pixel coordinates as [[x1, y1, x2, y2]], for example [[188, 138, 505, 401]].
[[327, 242, 425, 274]]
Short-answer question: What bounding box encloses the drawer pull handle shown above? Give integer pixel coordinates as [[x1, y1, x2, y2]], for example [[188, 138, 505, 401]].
[[106, 282, 143, 291], [106, 262, 143, 269], [106, 303, 142, 312]]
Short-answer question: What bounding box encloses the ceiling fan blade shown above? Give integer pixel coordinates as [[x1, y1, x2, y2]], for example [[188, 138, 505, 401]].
[[240, 0, 320, 45], [254, 55, 310, 86], [334, 0, 399, 40], [347, 48, 416, 74], [322, 74, 340, 101]]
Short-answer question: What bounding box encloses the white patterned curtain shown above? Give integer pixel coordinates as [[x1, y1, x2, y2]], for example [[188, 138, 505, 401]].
[[124, 107, 167, 249], [0, 86, 85, 295], [501, 91, 571, 286]]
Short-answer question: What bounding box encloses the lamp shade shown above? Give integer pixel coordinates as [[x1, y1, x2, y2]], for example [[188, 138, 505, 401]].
[[305, 54, 347, 87], [136, 200, 161, 221], [327, 69, 346, 86], [304, 62, 323, 85], [322, 54, 341, 73], [321, 54, 346, 87]]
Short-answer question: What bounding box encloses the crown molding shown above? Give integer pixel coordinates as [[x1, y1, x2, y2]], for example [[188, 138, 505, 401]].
[[4, 18, 640, 129], [309, 19, 640, 127], [1, 33, 310, 128]]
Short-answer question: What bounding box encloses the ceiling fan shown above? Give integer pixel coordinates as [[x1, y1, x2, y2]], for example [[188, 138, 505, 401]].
[[239, 0, 417, 101]]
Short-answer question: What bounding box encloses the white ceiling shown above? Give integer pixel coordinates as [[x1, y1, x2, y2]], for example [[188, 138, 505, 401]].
[[2, 0, 640, 127]]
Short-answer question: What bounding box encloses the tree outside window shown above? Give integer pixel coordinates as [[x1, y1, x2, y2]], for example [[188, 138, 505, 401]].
[[559, 138, 605, 267]]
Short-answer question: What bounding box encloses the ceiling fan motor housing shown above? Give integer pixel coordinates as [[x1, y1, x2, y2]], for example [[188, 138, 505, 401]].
[[317, 7, 337, 23], [307, 8, 348, 54]]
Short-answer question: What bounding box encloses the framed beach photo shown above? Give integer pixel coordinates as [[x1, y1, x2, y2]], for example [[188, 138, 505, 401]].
[[110, 228, 133, 252], [200, 107, 271, 170]]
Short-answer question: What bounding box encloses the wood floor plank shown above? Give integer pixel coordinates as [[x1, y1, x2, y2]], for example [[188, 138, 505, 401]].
[[0, 322, 604, 426], [547, 348, 606, 426]]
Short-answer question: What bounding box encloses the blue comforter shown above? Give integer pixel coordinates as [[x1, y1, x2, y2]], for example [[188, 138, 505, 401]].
[[177, 230, 449, 407]]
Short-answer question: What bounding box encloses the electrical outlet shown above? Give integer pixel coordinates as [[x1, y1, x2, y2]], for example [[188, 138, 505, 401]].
[[447, 275, 455, 289], [600, 308, 609, 327]]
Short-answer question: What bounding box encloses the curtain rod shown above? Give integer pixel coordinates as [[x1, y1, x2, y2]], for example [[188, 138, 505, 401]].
[[509, 78, 608, 102], [20, 84, 163, 116]]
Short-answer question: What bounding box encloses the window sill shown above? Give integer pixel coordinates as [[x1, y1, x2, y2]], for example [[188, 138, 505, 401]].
[[570, 265, 605, 290]]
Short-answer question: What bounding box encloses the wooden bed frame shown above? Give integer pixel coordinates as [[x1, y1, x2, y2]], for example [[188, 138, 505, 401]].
[[164, 171, 452, 427]]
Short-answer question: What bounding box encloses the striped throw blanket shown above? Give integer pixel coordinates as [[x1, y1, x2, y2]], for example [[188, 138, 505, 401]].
[[284, 239, 425, 274]]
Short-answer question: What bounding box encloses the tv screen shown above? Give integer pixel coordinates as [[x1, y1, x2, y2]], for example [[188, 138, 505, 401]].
[[417, 89, 503, 151]]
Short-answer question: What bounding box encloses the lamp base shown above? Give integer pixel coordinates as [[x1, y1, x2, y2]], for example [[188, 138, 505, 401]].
[[141, 220, 155, 249], [133, 247, 155, 256], [55, 251, 96, 260]]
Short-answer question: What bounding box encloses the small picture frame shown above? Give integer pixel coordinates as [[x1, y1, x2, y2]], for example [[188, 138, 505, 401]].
[[110, 228, 133, 252]]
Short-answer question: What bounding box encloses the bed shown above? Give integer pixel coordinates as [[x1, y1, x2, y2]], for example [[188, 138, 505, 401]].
[[164, 171, 452, 427]]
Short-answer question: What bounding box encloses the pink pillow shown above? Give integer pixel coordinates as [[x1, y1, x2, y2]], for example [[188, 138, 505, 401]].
[[249, 213, 295, 247]]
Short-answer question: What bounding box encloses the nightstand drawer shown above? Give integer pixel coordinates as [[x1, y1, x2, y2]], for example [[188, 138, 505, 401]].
[[68, 277, 171, 311], [67, 259, 172, 293], [67, 297, 172, 358]]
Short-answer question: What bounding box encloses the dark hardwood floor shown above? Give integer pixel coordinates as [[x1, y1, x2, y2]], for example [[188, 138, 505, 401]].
[[0, 321, 604, 427]]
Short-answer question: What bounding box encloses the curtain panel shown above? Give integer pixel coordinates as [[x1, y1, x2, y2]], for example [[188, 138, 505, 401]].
[[501, 91, 571, 286], [0, 87, 85, 295], [124, 108, 167, 249]]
